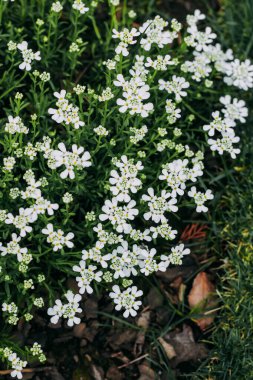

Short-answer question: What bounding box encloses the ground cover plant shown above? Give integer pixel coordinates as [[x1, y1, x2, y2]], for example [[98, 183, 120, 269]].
[[0, 0, 252, 378]]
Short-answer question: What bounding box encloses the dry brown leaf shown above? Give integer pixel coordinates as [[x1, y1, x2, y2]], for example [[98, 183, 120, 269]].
[[188, 272, 217, 330], [138, 362, 156, 380], [107, 329, 137, 350], [134, 311, 151, 356], [136, 310, 150, 329], [106, 366, 124, 380], [146, 287, 163, 309], [158, 337, 176, 360], [165, 325, 208, 367], [73, 323, 86, 338]]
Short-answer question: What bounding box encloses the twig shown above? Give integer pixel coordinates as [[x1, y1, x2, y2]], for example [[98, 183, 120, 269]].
[[117, 353, 149, 369], [0, 366, 54, 375]]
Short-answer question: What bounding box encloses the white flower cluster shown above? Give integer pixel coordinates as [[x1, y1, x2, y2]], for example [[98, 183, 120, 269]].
[[203, 95, 248, 158], [48, 90, 85, 129], [17, 41, 41, 71], [142, 188, 178, 223], [1, 348, 27, 379], [145, 54, 175, 71], [161, 244, 190, 266], [2, 302, 19, 325], [0, 6, 251, 344], [4, 171, 59, 238], [159, 76, 190, 102], [129, 125, 148, 144], [48, 291, 82, 326], [109, 285, 143, 317], [188, 187, 214, 212], [114, 73, 153, 117], [112, 27, 140, 56], [181, 10, 253, 90], [139, 16, 181, 51], [72, 0, 89, 14], [51, 1, 63, 12], [5, 116, 28, 134], [109, 155, 143, 202], [0, 233, 28, 262], [159, 158, 203, 198], [47, 142, 91, 179], [42, 223, 74, 251]]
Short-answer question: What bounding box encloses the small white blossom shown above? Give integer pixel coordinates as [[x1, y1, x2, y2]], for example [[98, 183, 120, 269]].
[[17, 41, 41, 71], [188, 186, 214, 212], [109, 285, 143, 318]]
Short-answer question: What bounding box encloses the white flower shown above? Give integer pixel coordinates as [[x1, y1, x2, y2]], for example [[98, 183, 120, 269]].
[[145, 55, 174, 71], [51, 1, 63, 12], [150, 223, 177, 240], [186, 9, 205, 26], [188, 186, 214, 212], [5, 116, 28, 134], [73, 261, 102, 294], [109, 0, 120, 5], [94, 125, 108, 136], [162, 244, 190, 266], [17, 41, 41, 71], [223, 59, 253, 90], [112, 27, 140, 46], [0, 233, 28, 262], [109, 285, 143, 318], [159, 76, 189, 102], [42, 223, 74, 251], [219, 95, 248, 123], [165, 100, 181, 124], [142, 188, 178, 223], [47, 299, 64, 324], [159, 159, 188, 197], [208, 134, 240, 159], [48, 291, 82, 327], [3, 157, 16, 171], [5, 208, 34, 237], [99, 198, 138, 233], [139, 16, 177, 51], [109, 156, 143, 202], [110, 241, 138, 278], [181, 54, 212, 82], [72, 0, 89, 14], [48, 90, 85, 129], [50, 143, 91, 179], [137, 247, 160, 275], [7, 352, 27, 379], [203, 111, 234, 137], [114, 73, 154, 118]]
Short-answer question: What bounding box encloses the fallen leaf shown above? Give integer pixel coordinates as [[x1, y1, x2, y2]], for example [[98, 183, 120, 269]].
[[84, 297, 98, 319], [158, 337, 176, 360], [188, 272, 217, 330], [134, 311, 151, 356], [107, 329, 137, 350], [136, 310, 150, 330], [138, 362, 156, 380], [164, 325, 208, 367], [73, 323, 87, 338], [146, 287, 163, 309], [106, 366, 124, 380]]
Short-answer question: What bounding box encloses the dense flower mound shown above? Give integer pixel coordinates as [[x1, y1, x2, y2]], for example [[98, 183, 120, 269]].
[[0, 1, 251, 377]]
